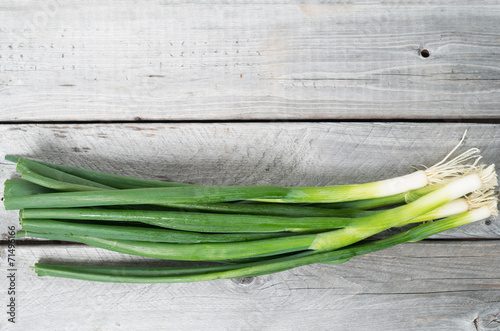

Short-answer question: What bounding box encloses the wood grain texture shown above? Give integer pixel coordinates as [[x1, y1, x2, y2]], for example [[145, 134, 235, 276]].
[[1, 242, 500, 330], [1, 122, 499, 239], [2, 1, 500, 329], [1, 1, 500, 121]]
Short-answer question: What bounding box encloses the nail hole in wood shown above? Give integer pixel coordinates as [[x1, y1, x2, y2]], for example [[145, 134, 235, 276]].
[[232, 277, 255, 285], [420, 49, 430, 58]]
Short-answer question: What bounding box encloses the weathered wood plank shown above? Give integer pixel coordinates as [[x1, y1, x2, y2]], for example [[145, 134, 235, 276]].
[[1, 1, 500, 121], [1, 122, 499, 239], [1, 241, 499, 330]]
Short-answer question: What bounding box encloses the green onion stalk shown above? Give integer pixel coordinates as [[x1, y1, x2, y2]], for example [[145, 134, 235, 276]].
[[31, 205, 495, 283], [3, 178, 374, 218], [17, 220, 295, 243], [14, 173, 491, 261], [5, 148, 482, 207], [18, 198, 470, 236], [2, 163, 489, 210]]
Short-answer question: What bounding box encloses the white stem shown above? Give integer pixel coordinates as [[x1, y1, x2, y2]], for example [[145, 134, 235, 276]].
[[468, 205, 493, 222], [433, 198, 469, 218], [442, 174, 483, 201], [378, 170, 428, 196]]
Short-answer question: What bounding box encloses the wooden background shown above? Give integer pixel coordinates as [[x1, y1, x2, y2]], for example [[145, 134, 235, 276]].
[[1, 1, 500, 330]]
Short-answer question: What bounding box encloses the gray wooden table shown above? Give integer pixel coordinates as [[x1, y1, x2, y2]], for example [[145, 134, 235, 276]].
[[1, 1, 500, 330]]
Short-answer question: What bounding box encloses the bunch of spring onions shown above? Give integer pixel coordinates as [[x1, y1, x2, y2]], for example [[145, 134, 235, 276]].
[[2, 146, 498, 283]]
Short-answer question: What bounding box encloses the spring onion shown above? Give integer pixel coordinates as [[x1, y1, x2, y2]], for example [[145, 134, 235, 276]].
[[3, 143, 497, 283], [19, 198, 469, 234], [31, 206, 496, 283], [16, 172, 492, 261], [4, 148, 482, 207]]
